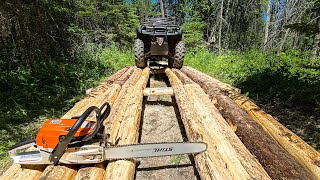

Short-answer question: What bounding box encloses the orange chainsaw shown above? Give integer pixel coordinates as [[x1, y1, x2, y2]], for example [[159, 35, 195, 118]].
[[9, 102, 207, 165]]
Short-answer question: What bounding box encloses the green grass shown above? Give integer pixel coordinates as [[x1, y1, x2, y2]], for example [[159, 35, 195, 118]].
[[185, 48, 320, 150], [0, 44, 133, 172]]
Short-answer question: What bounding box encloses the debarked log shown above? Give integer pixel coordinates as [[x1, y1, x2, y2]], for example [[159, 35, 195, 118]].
[[166, 68, 270, 180], [0, 67, 133, 180], [180, 67, 316, 179], [104, 68, 150, 180]]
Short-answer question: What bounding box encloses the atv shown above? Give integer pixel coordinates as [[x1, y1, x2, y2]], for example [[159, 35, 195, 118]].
[[134, 17, 184, 69]]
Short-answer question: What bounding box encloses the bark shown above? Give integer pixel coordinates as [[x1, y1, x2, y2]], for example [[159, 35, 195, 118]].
[[264, 0, 272, 52], [218, 0, 224, 55], [159, 0, 165, 18], [228, 93, 320, 179], [167, 68, 270, 180], [180, 67, 315, 179], [312, 17, 320, 59]]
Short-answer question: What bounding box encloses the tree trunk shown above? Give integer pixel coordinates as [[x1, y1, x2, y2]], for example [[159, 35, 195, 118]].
[[263, 0, 272, 52], [278, 28, 290, 55], [312, 17, 320, 59], [159, 0, 165, 18], [218, 0, 224, 55]]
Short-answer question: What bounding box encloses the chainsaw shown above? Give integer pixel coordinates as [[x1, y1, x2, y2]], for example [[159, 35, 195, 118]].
[[9, 102, 207, 165]]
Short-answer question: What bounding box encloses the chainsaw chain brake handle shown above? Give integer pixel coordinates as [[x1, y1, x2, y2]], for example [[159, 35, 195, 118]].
[[49, 102, 111, 165]]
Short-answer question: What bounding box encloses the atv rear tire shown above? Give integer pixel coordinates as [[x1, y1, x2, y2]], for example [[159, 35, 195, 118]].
[[173, 41, 184, 69], [134, 39, 146, 68]]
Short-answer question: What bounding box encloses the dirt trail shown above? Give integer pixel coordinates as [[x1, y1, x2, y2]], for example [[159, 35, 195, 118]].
[[135, 74, 199, 180]]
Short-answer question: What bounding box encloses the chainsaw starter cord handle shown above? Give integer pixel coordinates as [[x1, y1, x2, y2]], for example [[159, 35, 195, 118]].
[[49, 106, 99, 165]]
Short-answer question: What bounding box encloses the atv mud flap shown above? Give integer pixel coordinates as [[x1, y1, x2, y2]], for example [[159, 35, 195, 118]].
[[150, 38, 169, 56]]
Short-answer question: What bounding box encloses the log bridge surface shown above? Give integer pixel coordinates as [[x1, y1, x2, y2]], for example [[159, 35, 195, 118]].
[[1, 66, 320, 180]]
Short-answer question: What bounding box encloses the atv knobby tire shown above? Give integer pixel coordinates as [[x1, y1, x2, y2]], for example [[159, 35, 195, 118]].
[[173, 41, 184, 69], [134, 39, 146, 68]]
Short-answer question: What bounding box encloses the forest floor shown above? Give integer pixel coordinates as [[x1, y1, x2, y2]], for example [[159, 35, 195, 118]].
[[135, 73, 199, 180]]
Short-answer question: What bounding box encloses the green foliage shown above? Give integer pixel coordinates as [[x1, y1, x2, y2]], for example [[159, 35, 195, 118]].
[[185, 49, 320, 104], [182, 21, 206, 50], [185, 49, 320, 149], [71, 0, 139, 47]]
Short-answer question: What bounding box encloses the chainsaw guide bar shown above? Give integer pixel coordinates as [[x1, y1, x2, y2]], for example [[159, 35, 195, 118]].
[[9, 103, 207, 165]]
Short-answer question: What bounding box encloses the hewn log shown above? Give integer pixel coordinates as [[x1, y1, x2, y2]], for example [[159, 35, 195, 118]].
[[181, 66, 241, 94], [41, 68, 133, 180], [103, 68, 142, 139], [0, 164, 45, 180], [166, 68, 270, 180], [74, 164, 105, 180], [1, 67, 133, 180], [180, 67, 316, 179], [143, 87, 174, 96], [105, 68, 150, 180], [63, 66, 133, 119], [38, 165, 77, 180], [229, 93, 320, 179]]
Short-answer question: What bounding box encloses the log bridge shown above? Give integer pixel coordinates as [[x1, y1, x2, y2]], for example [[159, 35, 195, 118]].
[[1, 66, 320, 180]]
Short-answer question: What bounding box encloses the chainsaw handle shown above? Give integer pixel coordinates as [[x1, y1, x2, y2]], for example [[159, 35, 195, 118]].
[[97, 102, 111, 123], [82, 102, 111, 141], [49, 106, 99, 165]]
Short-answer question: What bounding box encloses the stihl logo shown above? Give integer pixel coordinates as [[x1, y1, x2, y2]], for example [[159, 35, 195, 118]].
[[153, 147, 173, 152]]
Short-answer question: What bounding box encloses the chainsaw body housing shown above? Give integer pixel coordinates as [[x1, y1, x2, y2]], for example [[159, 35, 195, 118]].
[[36, 119, 96, 150]]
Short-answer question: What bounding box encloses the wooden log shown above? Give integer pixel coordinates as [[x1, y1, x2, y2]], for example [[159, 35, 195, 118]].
[[0, 67, 133, 180], [179, 68, 316, 179], [143, 87, 174, 96], [105, 68, 150, 180], [166, 68, 270, 180], [103, 68, 142, 140], [38, 165, 77, 180], [63, 66, 133, 119], [182, 66, 241, 94], [229, 93, 320, 179], [0, 164, 45, 180], [41, 68, 134, 180], [74, 164, 105, 180]]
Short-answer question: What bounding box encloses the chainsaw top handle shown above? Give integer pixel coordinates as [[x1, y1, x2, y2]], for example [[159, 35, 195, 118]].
[[49, 102, 111, 165], [82, 102, 111, 141]]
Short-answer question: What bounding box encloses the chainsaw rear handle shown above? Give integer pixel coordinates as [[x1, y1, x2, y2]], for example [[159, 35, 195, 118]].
[[49, 102, 110, 165]]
